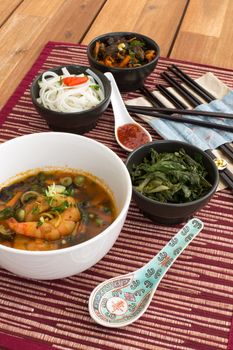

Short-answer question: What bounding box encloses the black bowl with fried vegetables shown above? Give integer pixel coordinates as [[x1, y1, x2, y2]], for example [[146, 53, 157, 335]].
[[87, 32, 160, 91], [125, 140, 219, 225]]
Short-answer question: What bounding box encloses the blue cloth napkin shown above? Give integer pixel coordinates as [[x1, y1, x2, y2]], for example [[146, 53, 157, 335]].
[[147, 90, 233, 151]]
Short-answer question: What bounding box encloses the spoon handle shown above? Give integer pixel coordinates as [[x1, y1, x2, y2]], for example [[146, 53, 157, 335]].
[[104, 72, 129, 128], [139, 218, 204, 286]]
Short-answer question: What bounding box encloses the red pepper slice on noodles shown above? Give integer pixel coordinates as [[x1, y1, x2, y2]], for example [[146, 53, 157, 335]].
[[63, 76, 88, 86]]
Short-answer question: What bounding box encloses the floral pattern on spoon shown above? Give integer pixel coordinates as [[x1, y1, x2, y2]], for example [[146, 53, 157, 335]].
[[89, 218, 204, 327]]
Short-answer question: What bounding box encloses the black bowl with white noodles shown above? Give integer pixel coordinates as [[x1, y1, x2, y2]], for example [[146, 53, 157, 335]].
[[30, 65, 111, 134]]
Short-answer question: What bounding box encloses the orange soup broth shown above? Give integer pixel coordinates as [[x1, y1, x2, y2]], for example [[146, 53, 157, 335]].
[[0, 169, 118, 251]]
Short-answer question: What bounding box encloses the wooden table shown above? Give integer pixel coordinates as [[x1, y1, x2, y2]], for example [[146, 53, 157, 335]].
[[0, 0, 233, 110]]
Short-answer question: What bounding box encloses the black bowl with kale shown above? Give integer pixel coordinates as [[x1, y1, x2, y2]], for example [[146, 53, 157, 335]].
[[87, 32, 160, 92], [125, 140, 219, 225]]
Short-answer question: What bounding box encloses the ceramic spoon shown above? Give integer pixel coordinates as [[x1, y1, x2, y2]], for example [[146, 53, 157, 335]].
[[104, 72, 152, 152], [89, 217, 203, 328]]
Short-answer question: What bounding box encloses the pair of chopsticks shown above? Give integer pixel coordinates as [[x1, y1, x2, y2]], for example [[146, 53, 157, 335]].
[[167, 64, 215, 102], [135, 65, 233, 190], [126, 104, 233, 133]]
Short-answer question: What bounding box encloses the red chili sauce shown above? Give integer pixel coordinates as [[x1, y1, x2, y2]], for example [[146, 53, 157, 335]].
[[117, 123, 150, 150]]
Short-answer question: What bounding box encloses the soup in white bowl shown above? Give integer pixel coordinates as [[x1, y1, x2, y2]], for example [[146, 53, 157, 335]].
[[0, 132, 132, 279]]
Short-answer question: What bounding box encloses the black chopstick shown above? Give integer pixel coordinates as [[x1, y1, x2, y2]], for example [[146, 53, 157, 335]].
[[205, 149, 233, 189], [156, 84, 187, 109], [126, 104, 233, 120], [139, 86, 165, 107], [161, 72, 202, 107], [220, 144, 233, 160], [126, 106, 233, 133], [224, 143, 233, 153], [170, 64, 216, 101]]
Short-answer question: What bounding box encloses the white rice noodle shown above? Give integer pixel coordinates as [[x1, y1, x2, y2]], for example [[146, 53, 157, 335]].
[[37, 68, 104, 113]]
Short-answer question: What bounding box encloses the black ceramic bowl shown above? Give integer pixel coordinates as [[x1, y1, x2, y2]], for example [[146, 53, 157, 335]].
[[30, 65, 111, 134], [125, 140, 219, 225], [87, 32, 160, 92]]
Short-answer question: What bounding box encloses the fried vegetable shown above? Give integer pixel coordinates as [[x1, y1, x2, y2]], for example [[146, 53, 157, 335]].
[[93, 35, 156, 68], [119, 55, 131, 68], [130, 148, 212, 203]]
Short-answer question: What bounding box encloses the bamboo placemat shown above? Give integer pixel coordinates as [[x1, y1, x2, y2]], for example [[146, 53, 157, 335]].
[[0, 42, 233, 350]]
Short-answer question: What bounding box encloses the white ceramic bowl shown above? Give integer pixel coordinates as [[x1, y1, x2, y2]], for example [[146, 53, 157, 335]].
[[0, 132, 132, 280]]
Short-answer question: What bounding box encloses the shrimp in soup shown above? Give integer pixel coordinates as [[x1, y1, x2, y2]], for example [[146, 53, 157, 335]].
[[0, 170, 117, 251]]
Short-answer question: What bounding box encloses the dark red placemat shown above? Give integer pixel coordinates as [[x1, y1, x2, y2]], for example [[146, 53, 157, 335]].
[[0, 41, 233, 350]]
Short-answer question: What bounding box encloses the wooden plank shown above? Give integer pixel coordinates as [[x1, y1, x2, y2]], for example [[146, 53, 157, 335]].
[[170, 0, 233, 69], [82, 0, 188, 57], [0, 0, 22, 27], [0, 0, 106, 108]]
